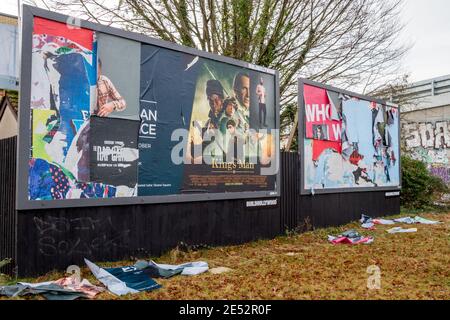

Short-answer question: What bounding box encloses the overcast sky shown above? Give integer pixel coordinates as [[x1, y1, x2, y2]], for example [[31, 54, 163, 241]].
[[2, 0, 450, 83], [399, 0, 450, 81]]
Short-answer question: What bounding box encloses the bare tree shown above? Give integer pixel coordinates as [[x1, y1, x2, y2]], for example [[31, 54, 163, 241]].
[[27, 0, 409, 149]]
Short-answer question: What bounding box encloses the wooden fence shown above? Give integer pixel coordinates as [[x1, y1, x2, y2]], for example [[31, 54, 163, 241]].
[[0, 137, 399, 276]]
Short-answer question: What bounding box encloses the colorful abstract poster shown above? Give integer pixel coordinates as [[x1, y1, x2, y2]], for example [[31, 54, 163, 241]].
[[302, 83, 400, 192], [31, 109, 58, 163], [28, 17, 115, 200]]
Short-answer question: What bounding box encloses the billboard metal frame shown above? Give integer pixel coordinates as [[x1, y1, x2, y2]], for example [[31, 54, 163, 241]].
[[16, 5, 281, 210], [298, 78, 402, 195]]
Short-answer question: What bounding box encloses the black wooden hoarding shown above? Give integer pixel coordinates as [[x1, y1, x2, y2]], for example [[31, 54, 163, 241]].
[[18, 5, 280, 210], [0, 136, 17, 276], [0, 140, 399, 276]]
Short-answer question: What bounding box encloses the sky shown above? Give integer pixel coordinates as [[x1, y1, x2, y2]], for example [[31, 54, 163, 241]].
[[398, 0, 450, 82], [2, 0, 450, 83]]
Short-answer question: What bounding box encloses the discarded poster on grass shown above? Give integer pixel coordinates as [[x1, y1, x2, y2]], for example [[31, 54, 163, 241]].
[[328, 230, 374, 245], [387, 227, 418, 234], [84, 258, 161, 296], [134, 260, 209, 278], [0, 275, 103, 300]]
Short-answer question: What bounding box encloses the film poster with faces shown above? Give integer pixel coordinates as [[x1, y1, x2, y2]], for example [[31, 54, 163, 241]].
[[27, 16, 277, 202]]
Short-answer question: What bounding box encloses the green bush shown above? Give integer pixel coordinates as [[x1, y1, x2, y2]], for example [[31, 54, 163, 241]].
[[401, 156, 448, 209]]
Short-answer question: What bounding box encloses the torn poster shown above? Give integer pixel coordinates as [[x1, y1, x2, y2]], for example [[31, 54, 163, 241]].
[[328, 230, 374, 245], [89, 116, 139, 189], [0, 276, 103, 300], [360, 214, 396, 229], [304, 84, 342, 142], [302, 82, 400, 191], [394, 216, 441, 225], [85, 258, 161, 296], [29, 16, 98, 199], [133, 260, 209, 278], [387, 227, 417, 234]]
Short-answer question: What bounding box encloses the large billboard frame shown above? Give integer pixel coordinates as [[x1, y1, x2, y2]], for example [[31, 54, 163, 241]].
[[16, 5, 280, 210], [298, 78, 402, 195]]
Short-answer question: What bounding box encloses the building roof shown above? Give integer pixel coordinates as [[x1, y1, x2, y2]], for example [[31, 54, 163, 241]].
[[0, 12, 18, 26], [0, 95, 18, 122], [395, 74, 450, 113], [0, 90, 18, 113]]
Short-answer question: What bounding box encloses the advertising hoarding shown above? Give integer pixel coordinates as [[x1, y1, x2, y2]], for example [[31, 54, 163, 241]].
[[299, 79, 401, 194], [17, 6, 280, 209]]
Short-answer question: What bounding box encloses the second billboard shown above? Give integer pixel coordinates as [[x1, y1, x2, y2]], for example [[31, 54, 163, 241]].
[[299, 79, 401, 194]]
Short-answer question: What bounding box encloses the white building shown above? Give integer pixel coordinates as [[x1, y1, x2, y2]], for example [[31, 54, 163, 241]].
[[397, 75, 450, 183], [0, 13, 19, 91]]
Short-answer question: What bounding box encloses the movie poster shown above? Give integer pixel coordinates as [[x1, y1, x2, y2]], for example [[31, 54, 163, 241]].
[[181, 59, 277, 193], [137, 45, 277, 196], [302, 83, 400, 192]]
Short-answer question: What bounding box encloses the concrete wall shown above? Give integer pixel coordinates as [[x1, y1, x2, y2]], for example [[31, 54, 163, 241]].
[[0, 14, 19, 91], [402, 104, 450, 183]]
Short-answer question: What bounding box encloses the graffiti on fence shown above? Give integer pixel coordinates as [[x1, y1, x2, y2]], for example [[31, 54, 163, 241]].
[[33, 216, 130, 257]]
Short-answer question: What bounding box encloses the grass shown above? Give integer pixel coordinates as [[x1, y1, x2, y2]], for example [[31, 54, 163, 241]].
[[1, 211, 449, 300]]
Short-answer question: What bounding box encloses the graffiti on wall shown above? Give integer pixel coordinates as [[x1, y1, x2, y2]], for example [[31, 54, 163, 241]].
[[402, 120, 450, 184], [402, 121, 450, 165], [429, 166, 450, 184]]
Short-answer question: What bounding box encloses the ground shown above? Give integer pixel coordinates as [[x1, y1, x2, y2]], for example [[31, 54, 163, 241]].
[[1, 210, 449, 300]]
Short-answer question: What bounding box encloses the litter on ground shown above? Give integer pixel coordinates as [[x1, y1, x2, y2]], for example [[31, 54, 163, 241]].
[[135, 260, 209, 277], [360, 214, 440, 230], [328, 229, 374, 245], [0, 275, 103, 300], [360, 214, 396, 229], [394, 216, 441, 225], [387, 227, 418, 234], [209, 267, 233, 274], [85, 258, 161, 296], [85, 258, 208, 296]]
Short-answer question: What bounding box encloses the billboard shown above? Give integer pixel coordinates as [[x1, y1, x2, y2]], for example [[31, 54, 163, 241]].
[[298, 79, 401, 194], [17, 6, 280, 210]]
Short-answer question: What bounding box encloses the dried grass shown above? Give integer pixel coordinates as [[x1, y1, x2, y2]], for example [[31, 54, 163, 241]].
[[3, 211, 449, 300]]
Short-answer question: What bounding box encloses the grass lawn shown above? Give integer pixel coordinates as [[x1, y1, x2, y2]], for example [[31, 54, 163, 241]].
[[2, 211, 449, 300]]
